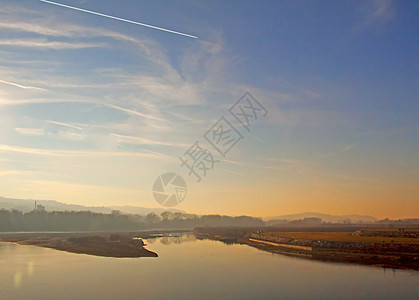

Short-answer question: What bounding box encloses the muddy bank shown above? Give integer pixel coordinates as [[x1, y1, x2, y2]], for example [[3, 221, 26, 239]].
[[0, 232, 157, 258]]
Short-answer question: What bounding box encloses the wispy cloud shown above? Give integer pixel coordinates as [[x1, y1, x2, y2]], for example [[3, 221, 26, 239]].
[[0, 3, 232, 111], [257, 157, 317, 175], [0, 170, 26, 176], [0, 38, 103, 49], [0, 6, 162, 57], [0, 96, 89, 106], [220, 159, 247, 166], [110, 133, 188, 148], [15, 127, 44, 136], [105, 104, 163, 121], [366, 0, 393, 23], [45, 120, 83, 131], [318, 144, 356, 160], [39, 0, 198, 39], [0, 79, 48, 91], [351, 0, 394, 33], [217, 167, 249, 177], [0, 144, 169, 159], [127, 75, 202, 106]]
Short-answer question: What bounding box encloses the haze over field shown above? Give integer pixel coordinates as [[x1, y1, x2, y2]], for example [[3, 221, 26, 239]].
[[0, 196, 380, 224], [0, 0, 417, 219], [0, 196, 185, 215]]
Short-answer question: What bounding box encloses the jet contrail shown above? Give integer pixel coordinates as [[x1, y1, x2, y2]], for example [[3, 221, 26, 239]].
[[39, 0, 198, 39], [0, 79, 48, 91]]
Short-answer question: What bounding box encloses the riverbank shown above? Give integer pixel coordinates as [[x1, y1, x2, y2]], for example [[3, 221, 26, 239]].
[[0, 232, 158, 258], [246, 236, 418, 270], [194, 227, 419, 270]]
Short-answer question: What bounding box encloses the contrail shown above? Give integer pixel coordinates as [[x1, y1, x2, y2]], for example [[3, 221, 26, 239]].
[[0, 79, 48, 91], [39, 0, 198, 39]]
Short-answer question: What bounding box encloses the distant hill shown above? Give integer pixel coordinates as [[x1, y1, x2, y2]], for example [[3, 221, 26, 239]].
[[265, 212, 378, 223], [0, 196, 184, 215], [0, 197, 381, 223]]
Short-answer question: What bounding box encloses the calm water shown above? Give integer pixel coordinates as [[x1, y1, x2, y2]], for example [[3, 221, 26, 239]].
[[0, 235, 418, 299]]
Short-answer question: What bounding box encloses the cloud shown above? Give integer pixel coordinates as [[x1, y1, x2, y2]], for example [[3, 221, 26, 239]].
[[0, 3, 234, 110], [258, 158, 316, 174], [0, 95, 88, 106], [53, 131, 84, 141], [105, 104, 164, 121], [0, 8, 151, 42], [221, 159, 247, 166], [217, 167, 249, 177], [0, 38, 103, 49], [351, 0, 394, 33], [181, 36, 226, 81], [110, 133, 188, 148], [0, 170, 51, 177], [45, 120, 83, 130], [0, 143, 170, 159], [38, 0, 198, 39], [368, 0, 394, 22], [15, 127, 44, 136], [0, 170, 28, 176], [13, 120, 84, 140], [0, 6, 159, 56], [318, 144, 356, 160], [0, 79, 48, 91], [126, 75, 202, 106]]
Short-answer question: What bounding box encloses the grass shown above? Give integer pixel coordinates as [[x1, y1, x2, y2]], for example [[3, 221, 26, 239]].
[[367, 228, 419, 232], [262, 232, 419, 244]]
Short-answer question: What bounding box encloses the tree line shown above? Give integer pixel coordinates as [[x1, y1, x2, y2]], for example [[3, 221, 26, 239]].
[[0, 209, 264, 232]]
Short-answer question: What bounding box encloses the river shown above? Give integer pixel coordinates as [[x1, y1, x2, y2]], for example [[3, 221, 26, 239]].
[[0, 234, 418, 299]]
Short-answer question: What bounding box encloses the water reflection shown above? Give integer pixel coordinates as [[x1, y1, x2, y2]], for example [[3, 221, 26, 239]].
[[0, 243, 37, 290], [0, 238, 418, 299], [146, 233, 196, 245], [13, 262, 36, 289], [27, 261, 34, 276], [14, 271, 22, 288]]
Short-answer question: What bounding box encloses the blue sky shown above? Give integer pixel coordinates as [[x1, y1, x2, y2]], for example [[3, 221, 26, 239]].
[[0, 0, 417, 218]]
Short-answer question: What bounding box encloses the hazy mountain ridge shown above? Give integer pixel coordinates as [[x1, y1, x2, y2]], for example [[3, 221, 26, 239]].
[[0, 196, 184, 215], [265, 212, 378, 223], [0, 197, 393, 222]]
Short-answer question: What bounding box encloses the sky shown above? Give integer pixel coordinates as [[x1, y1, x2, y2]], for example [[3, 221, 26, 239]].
[[0, 0, 417, 219]]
